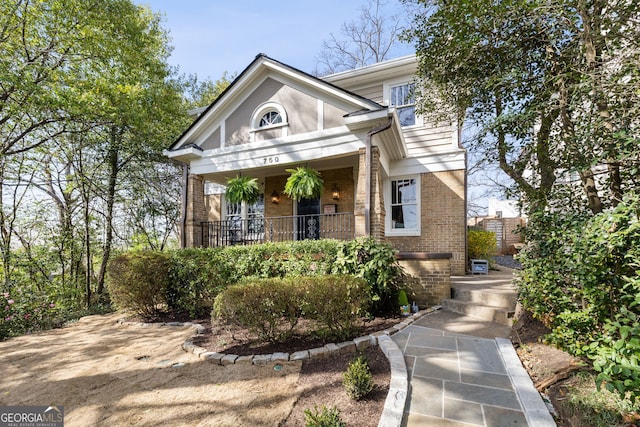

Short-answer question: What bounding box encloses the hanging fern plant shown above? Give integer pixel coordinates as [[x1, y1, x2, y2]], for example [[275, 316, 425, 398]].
[[283, 166, 324, 201], [225, 175, 260, 204]]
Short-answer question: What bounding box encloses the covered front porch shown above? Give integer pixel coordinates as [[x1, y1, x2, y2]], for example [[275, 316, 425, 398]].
[[201, 212, 355, 247]]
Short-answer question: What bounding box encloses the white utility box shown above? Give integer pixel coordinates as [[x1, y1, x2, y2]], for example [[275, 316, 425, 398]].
[[471, 259, 489, 275]]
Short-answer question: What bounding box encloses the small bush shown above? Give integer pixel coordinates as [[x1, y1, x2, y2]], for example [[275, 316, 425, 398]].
[[213, 277, 303, 342], [303, 405, 346, 427], [106, 251, 170, 319], [343, 355, 374, 400], [332, 237, 404, 315], [299, 275, 371, 340], [167, 248, 233, 317], [213, 275, 371, 342], [467, 228, 497, 260]]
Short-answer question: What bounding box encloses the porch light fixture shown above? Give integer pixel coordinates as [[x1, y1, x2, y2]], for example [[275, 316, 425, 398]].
[[270, 190, 281, 204], [332, 183, 340, 200]]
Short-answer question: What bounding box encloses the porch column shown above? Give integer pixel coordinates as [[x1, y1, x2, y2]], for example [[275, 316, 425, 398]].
[[183, 174, 207, 248], [354, 148, 367, 237], [354, 146, 385, 240], [369, 146, 385, 241]]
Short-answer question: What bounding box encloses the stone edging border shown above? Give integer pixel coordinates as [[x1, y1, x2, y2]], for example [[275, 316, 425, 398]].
[[117, 307, 441, 427], [181, 308, 439, 365]]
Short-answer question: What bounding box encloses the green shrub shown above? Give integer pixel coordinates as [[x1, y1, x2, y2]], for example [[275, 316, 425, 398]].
[[164, 239, 396, 320], [343, 354, 374, 400], [213, 277, 303, 342], [517, 194, 640, 402], [106, 251, 170, 319], [167, 248, 234, 317], [213, 274, 371, 342], [332, 237, 404, 315], [467, 228, 497, 260], [591, 299, 640, 403], [303, 405, 346, 427], [299, 275, 371, 340], [223, 240, 339, 280]]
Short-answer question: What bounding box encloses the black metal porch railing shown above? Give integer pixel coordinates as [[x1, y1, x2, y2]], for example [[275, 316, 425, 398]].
[[201, 212, 354, 247]]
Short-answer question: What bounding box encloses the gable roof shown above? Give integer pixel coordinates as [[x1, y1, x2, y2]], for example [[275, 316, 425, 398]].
[[168, 54, 386, 151]]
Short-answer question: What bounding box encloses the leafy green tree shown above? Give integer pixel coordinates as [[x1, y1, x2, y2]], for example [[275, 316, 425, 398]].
[[0, 1, 189, 310], [183, 72, 235, 109], [403, 0, 640, 401], [403, 0, 640, 215]]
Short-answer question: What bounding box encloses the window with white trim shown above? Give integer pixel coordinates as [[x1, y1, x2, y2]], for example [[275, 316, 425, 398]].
[[388, 177, 419, 234], [250, 102, 288, 130], [259, 111, 282, 127], [390, 83, 416, 127], [225, 195, 265, 240]]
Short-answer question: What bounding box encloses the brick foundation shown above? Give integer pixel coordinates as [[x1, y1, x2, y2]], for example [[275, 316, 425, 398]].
[[397, 252, 452, 307]]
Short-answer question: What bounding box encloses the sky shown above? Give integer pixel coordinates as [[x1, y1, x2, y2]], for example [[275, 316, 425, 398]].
[[134, 1, 505, 214], [136, 0, 414, 80]]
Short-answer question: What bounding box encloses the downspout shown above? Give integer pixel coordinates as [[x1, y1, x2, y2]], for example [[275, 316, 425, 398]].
[[365, 119, 393, 236], [181, 163, 189, 248], [456, 115, 468, 272]]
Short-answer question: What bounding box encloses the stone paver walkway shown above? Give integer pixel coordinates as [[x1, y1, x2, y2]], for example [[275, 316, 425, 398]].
[[390, 271, 556, 426]]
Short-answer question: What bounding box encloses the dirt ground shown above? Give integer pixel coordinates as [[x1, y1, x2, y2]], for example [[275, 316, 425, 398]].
[[0, 314, 303, 427], [1, 305, 601, 427], [511, 308, 589, 426]]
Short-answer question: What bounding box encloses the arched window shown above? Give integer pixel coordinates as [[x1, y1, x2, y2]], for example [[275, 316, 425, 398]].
[[251, 102, 288, 131], [259, 110, 282, 127]]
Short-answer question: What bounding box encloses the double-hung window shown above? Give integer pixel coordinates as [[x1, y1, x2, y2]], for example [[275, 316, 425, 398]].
[[388, 177, 419, 234], [225, 195, 265, 242], [390, 83, 416, 127]]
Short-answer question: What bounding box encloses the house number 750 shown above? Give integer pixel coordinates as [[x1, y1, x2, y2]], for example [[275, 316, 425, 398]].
[[263, 156, 279, 164]]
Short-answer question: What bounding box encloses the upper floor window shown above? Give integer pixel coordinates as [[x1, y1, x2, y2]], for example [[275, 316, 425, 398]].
[[259, 111, 282, 127], [251, 102, 288, 131], [390, 83, 416, 127]]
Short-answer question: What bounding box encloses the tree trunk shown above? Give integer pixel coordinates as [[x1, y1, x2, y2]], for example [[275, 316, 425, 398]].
[[0, 160, 12, 288], [96, 129, 119, 295], [579, 0, 621, 208], [84, 198, 91, 309]]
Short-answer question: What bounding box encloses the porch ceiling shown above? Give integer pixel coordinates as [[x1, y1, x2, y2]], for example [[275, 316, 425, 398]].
[[199, 153, 359, 186]]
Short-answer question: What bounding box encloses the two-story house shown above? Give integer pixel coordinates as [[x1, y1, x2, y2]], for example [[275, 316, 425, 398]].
[[165, 54, 467, 306]]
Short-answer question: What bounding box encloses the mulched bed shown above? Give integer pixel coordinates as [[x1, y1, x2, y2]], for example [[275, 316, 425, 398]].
[[193, 316, 402, 356], [144, 311, 399, 426]]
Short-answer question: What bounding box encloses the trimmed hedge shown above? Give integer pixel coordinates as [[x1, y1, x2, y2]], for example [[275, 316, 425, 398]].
[[213, 277, 303, 342], [298, 275, 371, 340], [106, 251, 171, 319], [222, 240, 340, 280], [213, 275, 371, 342], [167, 248, 234, 317], [105, 239, 406, 324]]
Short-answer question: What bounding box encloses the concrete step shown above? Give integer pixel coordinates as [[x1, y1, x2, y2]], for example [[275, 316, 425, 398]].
[[442, 298, 515, 327], [451, 286, 517, 309]]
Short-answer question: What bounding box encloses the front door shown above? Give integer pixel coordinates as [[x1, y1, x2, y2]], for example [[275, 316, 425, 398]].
[[297, 197, 320, 240]]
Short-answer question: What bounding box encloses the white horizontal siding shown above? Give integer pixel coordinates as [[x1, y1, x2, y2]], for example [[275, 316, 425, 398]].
[[345, 83, 383, 104], [402, 123, 457, 157]]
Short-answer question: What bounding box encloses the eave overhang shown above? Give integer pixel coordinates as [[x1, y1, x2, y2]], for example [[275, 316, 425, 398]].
[[344, 108, 408, 161]]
